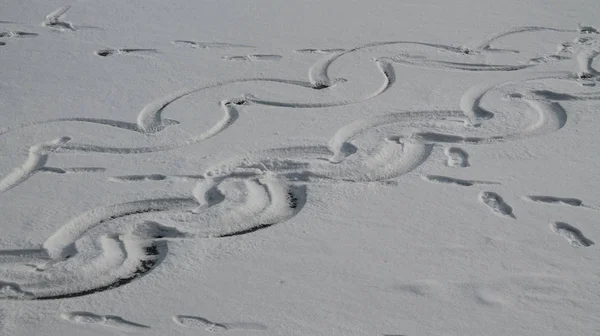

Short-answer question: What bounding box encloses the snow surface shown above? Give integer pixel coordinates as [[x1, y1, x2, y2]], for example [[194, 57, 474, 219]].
[[1, 1, 600, 335]]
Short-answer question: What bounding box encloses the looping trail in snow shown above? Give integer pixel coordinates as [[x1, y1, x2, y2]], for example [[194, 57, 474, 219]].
[[1, 25, 599, 299]]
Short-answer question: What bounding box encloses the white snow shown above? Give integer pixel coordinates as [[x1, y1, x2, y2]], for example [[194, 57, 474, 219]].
[[1, 0, 600, 335]]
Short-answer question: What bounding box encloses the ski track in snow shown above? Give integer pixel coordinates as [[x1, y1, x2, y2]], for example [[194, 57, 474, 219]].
[[0, 24, 599, 309]]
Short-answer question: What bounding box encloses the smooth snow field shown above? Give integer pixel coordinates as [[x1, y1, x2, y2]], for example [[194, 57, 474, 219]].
[[1, 1, 600, 335]]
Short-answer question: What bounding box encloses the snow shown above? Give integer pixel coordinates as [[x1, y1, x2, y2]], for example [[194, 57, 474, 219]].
[[1, 0, 600, 335]]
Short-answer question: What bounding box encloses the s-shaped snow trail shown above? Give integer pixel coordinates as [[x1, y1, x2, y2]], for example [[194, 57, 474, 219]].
[[0, 175, 305, 300], [198, 70, 598, 232], [468, 26, 577, 52], [0, 66, 382, 191], [307, 25, 581, 88], [0, 77, 593, 300], [420, 68, 600, 146], [205, 71, 596, 183], [0, 64, 389, 156], [9, 63, 594, 277], [204, 28, 600, 186], [1, 25, 587, 197], [2, 25, 583, 156], [0, 25, 597, 300]]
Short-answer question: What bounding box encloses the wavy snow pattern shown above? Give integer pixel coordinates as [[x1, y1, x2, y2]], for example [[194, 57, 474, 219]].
[[0, 25, 599, 302]]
